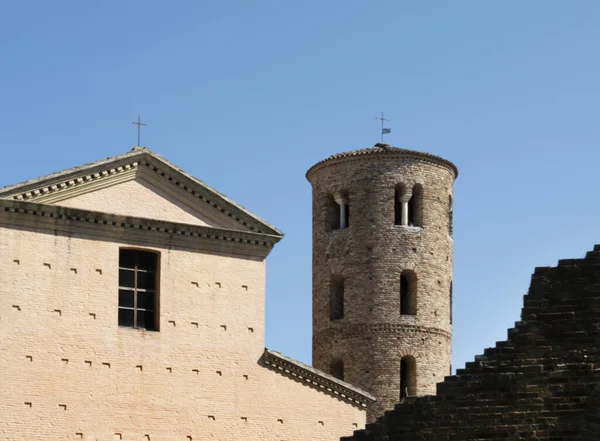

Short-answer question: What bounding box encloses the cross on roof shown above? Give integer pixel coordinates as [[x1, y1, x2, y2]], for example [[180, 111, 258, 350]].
[[132, 114, 147, 147]]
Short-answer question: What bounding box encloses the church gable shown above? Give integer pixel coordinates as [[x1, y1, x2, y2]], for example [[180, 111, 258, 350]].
[[0, 147, 282, 235], [54, 175, 224, 228]]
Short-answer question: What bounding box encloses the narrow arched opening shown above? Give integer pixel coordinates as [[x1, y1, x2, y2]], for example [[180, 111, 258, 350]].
[[400, 356, 416, 399], [329, 275, 345, 320], [394, 184, 406, 225], [330, 358, 344, 381], [400, 270, 417, 315], [408, 184, 423, 227]]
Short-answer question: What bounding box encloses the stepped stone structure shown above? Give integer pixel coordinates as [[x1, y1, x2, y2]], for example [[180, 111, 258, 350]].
[[306, 143, 458, 421], [343, 245, 600, 440]]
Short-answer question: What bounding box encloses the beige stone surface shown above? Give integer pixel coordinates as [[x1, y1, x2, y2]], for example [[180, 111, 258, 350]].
[[56, 177, 220, 228], [0, 223, 365, 441]]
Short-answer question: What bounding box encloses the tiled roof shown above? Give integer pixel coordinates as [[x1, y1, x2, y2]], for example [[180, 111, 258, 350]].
[[306, 143, 458, 178]]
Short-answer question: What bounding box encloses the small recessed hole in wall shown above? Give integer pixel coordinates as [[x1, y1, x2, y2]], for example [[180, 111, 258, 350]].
[[24, 402, 32, 407], [241, 417, 248, 422], [102, 362, 111, 369], [85, 360, 92, 367], [215, 282, 221, 288], [208, 415, 215, 421], [430, 251, 434, 255], [136, 365, 143, 371], [191, 322, 198, 327], [220, 325, 227, 331], [434, 310, 438, 316], [89, 313, 96, 319], [76, 433, 83, 438], [247, 327, 254, 333], [59, 404, 67, 410], [437, 280, 442, 285], [277, 419, 283, 424], [392, 248, 396, 252], [168, 320, 176, 327], [70, 268, 77, 274], [216, 370, 222, 376], [243, 375, 248, 380], [96, 269, 102, 275], [166, 367, 172, 373], [12, 305, 21, 311], [192, 369, 199, 375], [318, 421, 324, 426], [62, 359, 69, 364], [13, 259, 20, 265], [26, 355, 32, 362], [446, 255, 449, 261], [412, 248, 417, 253], [43, 263, 51, 269], [54, 309, 62, 316], [114, 433, 123, 440], [242, 285, 248, 291], [352, 423, 358, 428], [191, 281, 199, 287]]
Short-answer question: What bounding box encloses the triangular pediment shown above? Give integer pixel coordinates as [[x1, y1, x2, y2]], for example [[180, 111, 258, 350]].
[[0, 147, 282, 236]]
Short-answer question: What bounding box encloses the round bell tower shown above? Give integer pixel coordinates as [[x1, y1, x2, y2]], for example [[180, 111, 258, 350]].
[[306, 143, 458, 421]]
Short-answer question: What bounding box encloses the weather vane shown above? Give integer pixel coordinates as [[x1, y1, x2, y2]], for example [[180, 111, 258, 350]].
[[375, 112, 391, 143], [132, 114, 147, 146]]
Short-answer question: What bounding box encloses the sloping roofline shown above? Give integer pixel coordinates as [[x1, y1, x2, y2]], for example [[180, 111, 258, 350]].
[[263, 349, 376, 408], [0, 147, 283, 237]]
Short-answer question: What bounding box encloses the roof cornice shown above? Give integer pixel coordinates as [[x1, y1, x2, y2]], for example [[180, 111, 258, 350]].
[[0, 147, 283, 237], [0, 199, 281, 258], [262, 349, 376, 409]]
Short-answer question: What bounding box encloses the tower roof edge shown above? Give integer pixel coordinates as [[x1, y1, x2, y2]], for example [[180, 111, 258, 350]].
[[306, 143, 458, 181]]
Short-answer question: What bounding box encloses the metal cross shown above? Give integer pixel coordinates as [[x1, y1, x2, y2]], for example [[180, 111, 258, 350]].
[[132, 114, 147, 146], [375, 112, 391, 143]]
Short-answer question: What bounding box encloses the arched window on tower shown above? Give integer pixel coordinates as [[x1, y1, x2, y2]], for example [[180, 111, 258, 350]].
[[330, 358, 344, 381], [400, 356, 416, 399], [408, 184, 423, 227], [326, 192, 349, 231], [400, 270, 417, 315], [330, 275, 345, 320], [394, 184, 406, 225], [448, 195, 453, 236]]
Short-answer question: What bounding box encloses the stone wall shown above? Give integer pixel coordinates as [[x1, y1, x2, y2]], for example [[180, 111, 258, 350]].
[[307, 144, 457, 421], [0, 204, 367, 441], [342, 245, 600, 440]]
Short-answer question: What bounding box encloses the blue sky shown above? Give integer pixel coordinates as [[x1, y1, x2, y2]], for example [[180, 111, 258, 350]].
[[1, 1, 599, 373]]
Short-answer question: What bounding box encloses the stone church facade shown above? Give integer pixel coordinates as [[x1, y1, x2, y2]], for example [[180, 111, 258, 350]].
[[0, 147, 374, 441]]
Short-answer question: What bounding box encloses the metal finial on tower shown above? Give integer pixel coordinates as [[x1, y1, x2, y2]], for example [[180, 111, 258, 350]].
[[132, 114, 147, 147], [375, 112, 391, 143]]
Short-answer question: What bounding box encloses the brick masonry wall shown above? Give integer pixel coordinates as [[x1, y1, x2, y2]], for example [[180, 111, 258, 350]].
[[342, 245, 600, 441], [0, 217, 365, 441], [307, 146, 457, 421]]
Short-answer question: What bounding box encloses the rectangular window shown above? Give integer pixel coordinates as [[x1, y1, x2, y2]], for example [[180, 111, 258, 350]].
[[118, 249, 159, 331]]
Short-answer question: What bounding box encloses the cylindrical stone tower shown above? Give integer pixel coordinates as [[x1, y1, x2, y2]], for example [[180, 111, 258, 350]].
[[306, 143, 458, 422]]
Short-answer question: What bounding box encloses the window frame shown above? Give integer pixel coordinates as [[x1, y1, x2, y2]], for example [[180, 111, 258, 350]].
[[118, 248, 160, 331]]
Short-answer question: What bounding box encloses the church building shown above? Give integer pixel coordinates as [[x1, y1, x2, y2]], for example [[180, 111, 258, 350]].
[[0, 146, 374, 441]]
